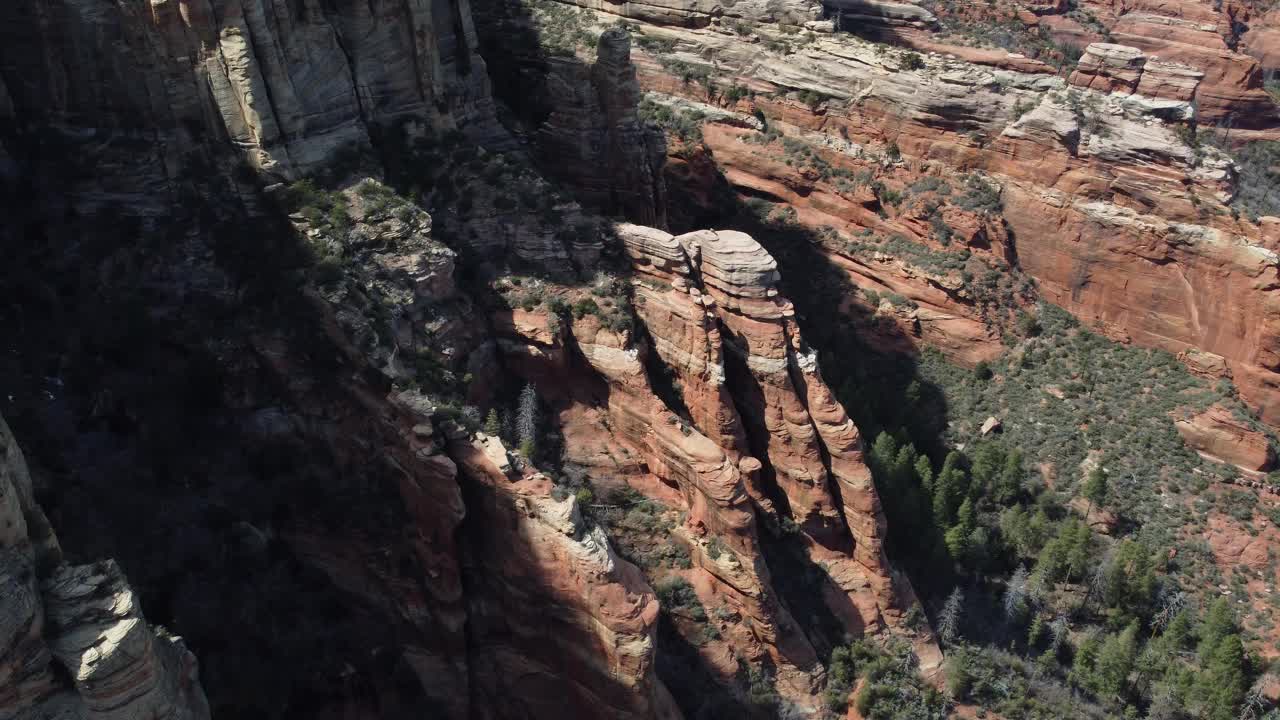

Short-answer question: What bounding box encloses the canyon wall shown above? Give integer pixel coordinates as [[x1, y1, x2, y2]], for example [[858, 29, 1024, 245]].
[[0, 2, 924, 707], [480, 0, 1280, 427], [0, 0, 1276, 716], [0, 0, 501, 181]]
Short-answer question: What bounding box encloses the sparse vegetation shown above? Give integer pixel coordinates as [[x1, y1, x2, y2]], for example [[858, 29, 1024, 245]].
[[1229, 141, 1280, 220], [526, 0, 599, 56], [915, 4, 1086, 72], [824, 639, 948, 717], [639, 97, 706, 147], [281, 179, 352, 236], [655, 576, 708, 622], [955, 173, 1002, 214], [1066, 88, 1111, 138]]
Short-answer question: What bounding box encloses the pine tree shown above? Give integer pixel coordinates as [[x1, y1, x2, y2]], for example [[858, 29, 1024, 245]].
[[1063, 519, 1094, 581], [969, 443, 1001, 493], [1195, 634, 1245, 720], [516, 383, 539, 458], [1100, 540, 1157, 621], [933, 484, 953, 527], [893, 444, 918, 488], [1093, 622, 1138, 698], [870, 432, 898, 476], [914, 453, 934, 494], [1198, 597, 1237, 661], [483, 408, 502, 436], [933, 453, 967, 526], [967, 526, 993, 571], [1028, 507, 1051, 553], [1160, 607, 1193, 651], [1027, 614, 1045, 648], [1004, 565, 1030, 623], [1071, 632, 1100, 691], [994, 448, 1024, 504], [945, 649, 973, 699], [937, 587, 965, 643], [1000, 506, 1030, 556], [1083, 467, 1108, 519]]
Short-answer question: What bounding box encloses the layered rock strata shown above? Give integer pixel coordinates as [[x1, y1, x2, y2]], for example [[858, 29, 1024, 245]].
[[272, 184, 679, 719], [1061, 0, 1280, 136], [1174, 404, 1278, 476], [532, 27, 669, 226], [494, 6, 1280, 427], [490, 221, 938, 708], [450, 433, 681, 719], [0, 0, 501, 181], [0, 413, 211, 720]]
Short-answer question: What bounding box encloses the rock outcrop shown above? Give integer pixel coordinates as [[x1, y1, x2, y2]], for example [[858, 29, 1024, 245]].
[[1069, 42, 1205, 104], [1068, 0, 1280, 136], [532, 27, 669, 226], [450, 434, 680, 720], [1175, 404, 1278, 475], [0, 413, 211, 720], [3, 0, 1277, 714], [489, 220, 938, 710], [274, 183, 679, 719]]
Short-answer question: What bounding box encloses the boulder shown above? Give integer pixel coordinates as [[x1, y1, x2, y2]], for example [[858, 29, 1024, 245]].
[[1175, 405, 1277, 475], [981, 416, 1003, 435], [1069, 43, 1148, 94]]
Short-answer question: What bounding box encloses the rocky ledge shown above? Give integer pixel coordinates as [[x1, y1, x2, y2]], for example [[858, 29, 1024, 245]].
[[1, 413, 210, 720]]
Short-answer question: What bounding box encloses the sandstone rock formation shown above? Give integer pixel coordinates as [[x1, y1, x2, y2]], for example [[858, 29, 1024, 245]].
[[4, 0, 950, 705], [506, 5, 1280, 427], [449, 433, 681, 720], [3, 0, 1278, 713], [1065, 0, 1280, 136], [0, 412, 211, 720], [1069, 42, 1205, 105], [272, 183, 680, 719], [0, 0, 501, 182], [917, 0, 1280, 138], [531, 27, 669, 226], [1175, 404, 1278, 475], [487, 220, 939, 709]]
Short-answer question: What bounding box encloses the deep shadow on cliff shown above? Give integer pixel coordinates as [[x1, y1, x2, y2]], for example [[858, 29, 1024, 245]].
[[472, 0, 668, 227], [0, 114, 686, 718], [0, 122, 449, 717]]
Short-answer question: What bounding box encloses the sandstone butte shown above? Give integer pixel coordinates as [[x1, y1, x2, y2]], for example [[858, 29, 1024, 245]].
[[0, 0, 1276, 717]]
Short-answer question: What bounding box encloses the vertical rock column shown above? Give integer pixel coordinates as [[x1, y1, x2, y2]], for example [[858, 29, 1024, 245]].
[[535, 27, 668, 226]]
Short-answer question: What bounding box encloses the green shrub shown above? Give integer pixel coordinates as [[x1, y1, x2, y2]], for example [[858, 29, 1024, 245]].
[[1230, 141, 1280, 220], [723, 84, 750, 103], [655, 576, 707, 621], [956, 173, 1002, 214], [705, 535, 727, 560], [572, 298, 600, 318], [313, 256, 344, 286]]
